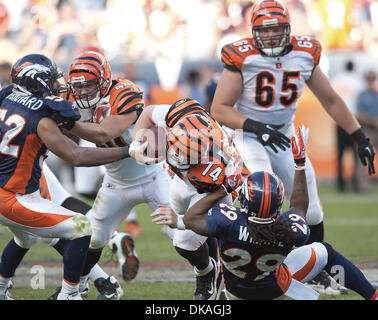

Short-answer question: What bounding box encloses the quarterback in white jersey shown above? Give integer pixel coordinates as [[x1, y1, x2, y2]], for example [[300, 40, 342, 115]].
[[64, 51, 171, 285], [211, 0, 375, 293]]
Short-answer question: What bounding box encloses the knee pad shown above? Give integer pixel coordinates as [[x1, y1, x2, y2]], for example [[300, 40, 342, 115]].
[[70, 215, 92, 239], [89, 227, 109, 250]]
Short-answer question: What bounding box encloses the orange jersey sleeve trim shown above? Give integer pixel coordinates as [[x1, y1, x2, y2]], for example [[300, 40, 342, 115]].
[[0, 188, 73, 228], [108, 80, 144, 116], [3, 133, 43, 194], [291, 36, 322, 66], [39, 173, 51, 200]]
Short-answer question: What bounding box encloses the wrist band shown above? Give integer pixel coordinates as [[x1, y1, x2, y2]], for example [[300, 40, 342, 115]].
[[294, 164, 306, 171], [129, 141, 142, 154], [176, 215, 186, 230], [120, 146, 129, 159]]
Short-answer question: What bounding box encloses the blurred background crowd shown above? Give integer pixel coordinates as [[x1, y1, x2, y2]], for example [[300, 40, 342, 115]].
[[0, 0, 377, 193]]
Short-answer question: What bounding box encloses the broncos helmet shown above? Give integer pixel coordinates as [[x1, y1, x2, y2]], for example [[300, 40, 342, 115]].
[[239, 171, 284, 224], [11, 54, 66, 97]]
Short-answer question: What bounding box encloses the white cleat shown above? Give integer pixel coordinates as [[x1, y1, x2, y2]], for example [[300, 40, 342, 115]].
[[57, 291, 83, 300]]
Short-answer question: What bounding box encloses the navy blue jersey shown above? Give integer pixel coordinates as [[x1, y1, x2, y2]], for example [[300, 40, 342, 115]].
[[206, 203, 309, 299], [0, 86, 76, 194]]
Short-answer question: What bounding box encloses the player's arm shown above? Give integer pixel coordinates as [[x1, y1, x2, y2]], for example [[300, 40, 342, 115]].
[[37, 117, 129, 167], [69, 112, 137, 145], [210, 68, 246, 129], [183, 187, 227, 236], [307, 65, 375, 175], [288, 126, 309, 219]]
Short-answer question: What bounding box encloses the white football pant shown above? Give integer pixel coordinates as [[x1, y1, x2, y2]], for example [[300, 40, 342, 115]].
[[164, 174, 233, 251], [87, 169, 171, 249], [231, 124, 323, 225]]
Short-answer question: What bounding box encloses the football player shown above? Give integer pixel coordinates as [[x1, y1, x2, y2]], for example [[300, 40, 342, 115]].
[[210, 0, 375, 294], [0, 54, 129, 300], [39, 162, 124, 300], [60, 51, 172, 294], [154, 126, 378, 300], [130, 98, 244, 299]]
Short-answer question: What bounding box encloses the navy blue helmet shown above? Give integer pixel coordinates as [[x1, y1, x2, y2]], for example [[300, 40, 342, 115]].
[[11, 54, 66, 97], [239, 171, 284, 224]]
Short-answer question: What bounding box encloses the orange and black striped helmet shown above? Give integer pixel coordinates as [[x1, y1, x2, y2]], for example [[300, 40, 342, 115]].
[[239, 171, 284, 224], [166, 114, 217, 170], [68, 51, 112, 109], [250, 0, 291, 56]]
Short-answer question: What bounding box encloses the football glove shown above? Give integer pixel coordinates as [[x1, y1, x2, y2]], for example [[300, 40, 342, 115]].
[[291, 125, 309, 170], [50, 112, 76, 130], [243, 118, 291, 153], [351, 129, 375, 175]]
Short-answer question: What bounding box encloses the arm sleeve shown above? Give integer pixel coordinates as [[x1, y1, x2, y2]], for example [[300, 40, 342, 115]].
[[151, 104, 171, 128]]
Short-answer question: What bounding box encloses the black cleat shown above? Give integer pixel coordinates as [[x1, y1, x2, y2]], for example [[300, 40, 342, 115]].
[[94, 276, 124, 300], [194, 257, 219, 300]]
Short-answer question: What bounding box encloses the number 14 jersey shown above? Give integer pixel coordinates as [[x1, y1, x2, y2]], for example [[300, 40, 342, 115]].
[[221, 36, 321, 126]]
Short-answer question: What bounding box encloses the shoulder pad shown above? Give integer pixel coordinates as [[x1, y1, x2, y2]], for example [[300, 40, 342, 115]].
[[291, 35, 322, 65], [43, 96, 81, 121], [108, 80, 144, 115], [221, 38, 256, 71]]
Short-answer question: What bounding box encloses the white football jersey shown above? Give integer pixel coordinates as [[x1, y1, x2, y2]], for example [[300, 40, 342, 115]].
[[221, 35, 322, 125], [79, 79, 161, 184]]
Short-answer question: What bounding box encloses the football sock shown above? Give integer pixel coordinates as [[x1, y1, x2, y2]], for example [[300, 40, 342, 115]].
[[306, 221, 324, 244], [61, 278, 80, 295], [89, 263, 109, 282], [322, 242, 377, 300], [81, 249, 103, 277], [206, 237, 219, 261], [194, 258, 214, 277], [0, 275, 11, 293], [175, 242, 210, 271], [61, 196, 91, 215], [63, 236, 91, 284], [0, 239, 29, 278]]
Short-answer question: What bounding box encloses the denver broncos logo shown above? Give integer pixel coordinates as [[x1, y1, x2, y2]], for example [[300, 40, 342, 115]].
[[15, 63, 51, 80]]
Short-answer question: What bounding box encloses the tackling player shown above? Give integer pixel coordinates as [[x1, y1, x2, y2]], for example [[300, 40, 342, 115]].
[[130, 98, 244, 300], [0, 54, 129, 300], [210, 0, 375, 294], [56, 51, 172, 296], [153, 125, 378, 300]]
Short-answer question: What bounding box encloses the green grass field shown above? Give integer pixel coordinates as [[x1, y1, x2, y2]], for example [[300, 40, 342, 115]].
[[0, 182, 377, 300]]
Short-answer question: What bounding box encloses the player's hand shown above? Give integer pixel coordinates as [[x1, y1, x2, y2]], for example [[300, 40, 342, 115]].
[[50, 112, 76, 130], [130, 141, 164, 165], [243, 119, 291, 153], [357, 139, 375, 175], [351, 129, 375, 175], [291, 125, 309, 169], [150, 205, 178, 228]]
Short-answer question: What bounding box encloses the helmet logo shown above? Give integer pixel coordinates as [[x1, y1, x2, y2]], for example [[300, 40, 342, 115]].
[[262, 19, 278, 26], [16, 64, 51, 78]]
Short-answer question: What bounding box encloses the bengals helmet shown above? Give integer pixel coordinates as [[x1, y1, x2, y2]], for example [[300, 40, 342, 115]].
[[250, 0, 291, 57], [239, 171, 284, 224], [68, 51, 112, 111], [166, 114, 217, 170], [11, 54, 66, 97]]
